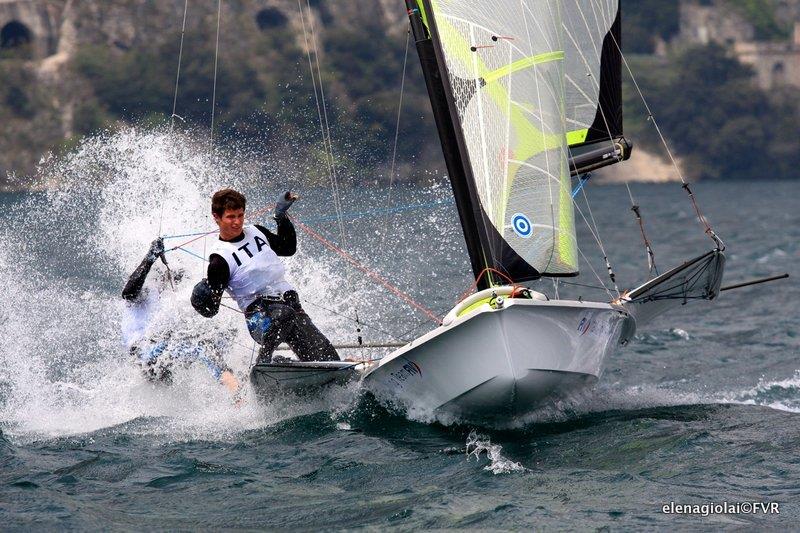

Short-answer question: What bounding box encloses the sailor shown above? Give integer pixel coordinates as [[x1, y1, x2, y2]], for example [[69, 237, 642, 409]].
[[122, 237, 241, 395], [190, 188, 339, 366]]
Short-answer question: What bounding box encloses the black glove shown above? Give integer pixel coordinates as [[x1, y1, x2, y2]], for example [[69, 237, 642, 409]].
[[146, 237, 165, 263], [191, 279, 219, 318], [275, 191, 297, 219]]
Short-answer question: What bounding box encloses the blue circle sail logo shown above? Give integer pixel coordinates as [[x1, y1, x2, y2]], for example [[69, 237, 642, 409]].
[[511, 213, 532, 238]]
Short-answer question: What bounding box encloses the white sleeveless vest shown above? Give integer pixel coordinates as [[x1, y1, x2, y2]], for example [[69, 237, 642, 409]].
[[210, 225, 295, 311]]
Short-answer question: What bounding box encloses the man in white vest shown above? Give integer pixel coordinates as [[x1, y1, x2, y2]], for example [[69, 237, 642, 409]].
[[191, 188, 339, 366]]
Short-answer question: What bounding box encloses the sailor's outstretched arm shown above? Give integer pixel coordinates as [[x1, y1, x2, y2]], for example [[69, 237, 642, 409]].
[[254, 191, 298, 256], [255, 216, 296, 256], [122, 238, 164, 301]]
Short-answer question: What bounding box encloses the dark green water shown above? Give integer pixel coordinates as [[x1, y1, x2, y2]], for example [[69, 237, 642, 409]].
[[0, 131, 798, 529]]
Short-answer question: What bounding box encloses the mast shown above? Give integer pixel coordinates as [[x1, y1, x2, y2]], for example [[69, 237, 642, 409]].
[[405, 0, 493, 289]]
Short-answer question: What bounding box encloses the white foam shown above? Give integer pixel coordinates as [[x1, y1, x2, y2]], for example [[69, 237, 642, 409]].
[[717, 371, 800, 414], [465, 430, 525, 474], [0, 127, 369, 444]]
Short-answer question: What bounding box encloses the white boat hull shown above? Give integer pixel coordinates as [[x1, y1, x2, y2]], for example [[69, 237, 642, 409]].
[[363, 296, 634, 423]]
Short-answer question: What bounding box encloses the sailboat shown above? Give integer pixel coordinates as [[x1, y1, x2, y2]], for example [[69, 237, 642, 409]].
[[361, 0, 725, 423]]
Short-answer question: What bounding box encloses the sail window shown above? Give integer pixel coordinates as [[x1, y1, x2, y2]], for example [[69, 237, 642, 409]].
[[1, 21, 33, 51], [255, 8, 288, 30]]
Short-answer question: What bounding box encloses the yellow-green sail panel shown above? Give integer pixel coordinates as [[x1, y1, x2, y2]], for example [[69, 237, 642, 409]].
[[427, 0, 579, 275]]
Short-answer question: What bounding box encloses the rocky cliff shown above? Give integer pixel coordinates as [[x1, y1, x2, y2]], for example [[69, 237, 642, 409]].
[[0, 0, 416, 188], [1, 0, 800, 189]]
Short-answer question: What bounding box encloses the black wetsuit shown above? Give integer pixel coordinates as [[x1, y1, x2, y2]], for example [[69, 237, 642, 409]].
[[206, 218, 338, 365]]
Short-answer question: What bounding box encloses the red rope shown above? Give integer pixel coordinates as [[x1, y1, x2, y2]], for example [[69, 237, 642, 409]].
[[456, 267, 522, 303], [292, 217, 441, 324], [164, 206, 442, 325], [168, 229, 217, 252]]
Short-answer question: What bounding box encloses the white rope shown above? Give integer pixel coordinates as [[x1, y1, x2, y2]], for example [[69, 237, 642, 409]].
[[159, 0, 190, 237], [297, 2, 348, 253], [578, 187, 605, 252], [170, 0, 189, 131], [606, 28, 722, 249], [607, 30, 685, 184], [304, 1, 348, 255], [297, 0, 361, 325], [296, 1, 327, 176], [624, 181, 636, 205], [579, 187, 619, 295], [576, 242, 614, 300], [571, 193, 617, 296], [379, 25, 411, 250], [210, 0, 222, 147]]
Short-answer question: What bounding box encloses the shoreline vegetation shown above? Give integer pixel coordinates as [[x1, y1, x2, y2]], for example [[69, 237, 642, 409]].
[[0, 0, 798, 190]]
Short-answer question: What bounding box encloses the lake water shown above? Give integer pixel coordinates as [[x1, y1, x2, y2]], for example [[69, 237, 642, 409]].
[[1, 130, 798, 529]]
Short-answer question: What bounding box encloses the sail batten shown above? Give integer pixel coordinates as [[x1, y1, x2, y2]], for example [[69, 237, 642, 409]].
[[408, 0, 625, 283]]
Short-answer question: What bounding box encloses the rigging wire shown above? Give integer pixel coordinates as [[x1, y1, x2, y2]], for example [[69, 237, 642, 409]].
[[578, 185, 620, 296], [154, 0, 192, 294], [301, 299, 404, 342], [575, 243, 614, 300], [571, 195, 616, 296], [209, 0, 222, 147], [158, 0, 191, 240], [298, 0, 350, 272], [170, 0, 189, 132], [560, 32, 628, 289], [292, 217, 441, 324], [557, 279, 614, 292], [297, 1, 369, 346], [606, 30, 724, 251], [560, 6, 662, 286], [627, 185, 658, 276], [379, 24, 411, 251]]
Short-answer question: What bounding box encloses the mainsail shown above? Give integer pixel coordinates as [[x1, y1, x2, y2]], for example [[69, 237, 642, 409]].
[[406, 0, 629, 288]]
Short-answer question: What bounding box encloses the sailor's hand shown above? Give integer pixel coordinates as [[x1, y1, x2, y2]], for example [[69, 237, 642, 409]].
[[220, 370, 238, 392], [275, 191, 298, 219], [146, 237, 165, 263], [220, 370, 245, 407]]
